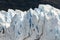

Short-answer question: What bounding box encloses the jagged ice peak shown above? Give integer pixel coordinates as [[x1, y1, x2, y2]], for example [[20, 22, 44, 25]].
[[0, 4, 60, 40]]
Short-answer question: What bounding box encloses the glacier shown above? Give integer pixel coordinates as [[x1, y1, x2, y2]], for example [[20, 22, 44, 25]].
[[0, 4, 60, 40]]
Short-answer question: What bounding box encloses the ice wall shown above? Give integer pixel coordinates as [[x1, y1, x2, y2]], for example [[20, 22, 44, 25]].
[[0, 4, 60, 40]]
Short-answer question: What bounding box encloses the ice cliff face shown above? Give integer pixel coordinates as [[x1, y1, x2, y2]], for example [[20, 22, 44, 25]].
[[0, 4, 60, 40]]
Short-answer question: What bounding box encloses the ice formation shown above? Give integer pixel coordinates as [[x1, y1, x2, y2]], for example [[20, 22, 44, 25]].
[[0, 4, 60, 40]]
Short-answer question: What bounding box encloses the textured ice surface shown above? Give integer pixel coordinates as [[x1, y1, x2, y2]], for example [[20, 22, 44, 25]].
[[0, 4, 60, 40]]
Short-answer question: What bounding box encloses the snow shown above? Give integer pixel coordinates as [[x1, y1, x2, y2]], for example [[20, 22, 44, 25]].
[[0, 4, 60, 40]]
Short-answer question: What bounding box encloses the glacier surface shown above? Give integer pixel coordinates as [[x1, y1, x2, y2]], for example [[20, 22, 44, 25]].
[[0, 4, 60, 40]]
